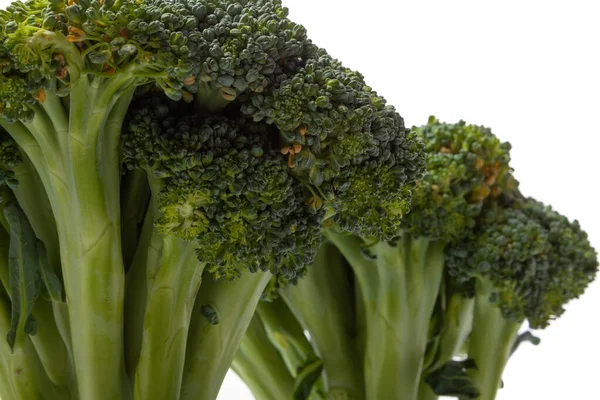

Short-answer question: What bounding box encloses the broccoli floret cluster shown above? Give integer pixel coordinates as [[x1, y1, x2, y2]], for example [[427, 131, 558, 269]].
[[447, 197, 598, 328], [0, 0, 317, 121], [243, 53, 425, 239], [123, 96, 324, 279], [404, 117, 516, 241]]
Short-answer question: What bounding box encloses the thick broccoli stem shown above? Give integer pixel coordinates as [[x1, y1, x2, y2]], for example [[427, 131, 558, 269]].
[[417, 293, 474, 400], [465, 280, 521, 400], [233, 314, 296, 400], [124, 204, 153, 379], [256, 297, 317, 379], [180, 269, 272, 400], [366, 237, 445, 400], [2, 75, 136, 398], [282, 242, 365, 399], [132, 236, 204, 400], [123, 175, 205, 400], [331, 231, 445, 400]]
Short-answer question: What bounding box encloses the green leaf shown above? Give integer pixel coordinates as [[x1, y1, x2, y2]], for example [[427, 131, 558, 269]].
[[4, 201, 43, 351], [293, 358, 324, 400], [424, 359, 480, 399]]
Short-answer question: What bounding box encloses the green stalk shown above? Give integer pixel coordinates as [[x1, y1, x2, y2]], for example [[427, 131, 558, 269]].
[[132, 237, 204, 400], [124, 200, 154, 380], [330, 232, 446, 400], [233, 314, 296, 400], [465, 280, 521, 400], [129, 174, 205, 400], [418, 382, 439, 400], [417, 291, 474, 400], [364, 236, 445, 400], [120, 169, 150, 270], [256, 297, 317, 378], [426, 293, 474, 373], [42, 76, 133, 400], [180, 269, 272, 400], [282, 242, 364, 399]]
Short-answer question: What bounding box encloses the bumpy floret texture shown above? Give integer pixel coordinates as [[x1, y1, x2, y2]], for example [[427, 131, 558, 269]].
[[242, 52, 426, 232], [447, 197, 598, 328], [404, 117, 516, 241], [0, 0, 317, 121], [123, 96, 323, 280]]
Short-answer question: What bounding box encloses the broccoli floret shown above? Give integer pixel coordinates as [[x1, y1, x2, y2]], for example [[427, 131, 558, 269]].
[[123, 95, 325, 280], [322, 117, 515, 399], [441, 196, 598, 400], [243, 52, 426, 239]]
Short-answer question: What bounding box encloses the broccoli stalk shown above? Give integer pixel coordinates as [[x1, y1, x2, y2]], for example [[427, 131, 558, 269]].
[[327, 231, 446, 399], [281, 241, 365, 399], [255, 297, 319, 380], [233, 313, 297, 400], [181, 269, 272, 400], [464, 280, 521, 400], [1, 80, 135, 398]]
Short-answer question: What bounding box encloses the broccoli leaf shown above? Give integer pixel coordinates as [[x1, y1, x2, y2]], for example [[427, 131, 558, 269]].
[[425, 359, 480, 399], [4, 201, 42, 351]]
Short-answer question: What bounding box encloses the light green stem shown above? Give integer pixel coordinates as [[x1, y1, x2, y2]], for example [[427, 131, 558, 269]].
[[133, 236, 204, 400], [282, 242, 364, 399], [180, 270, 272, 400], [233, 314, 296, 400], [256, 297, 316, 378], [466, 281, 521, 400], [120, 169, 150, 270], [418, 381, 439, 400], [364, 236, 445, 400]]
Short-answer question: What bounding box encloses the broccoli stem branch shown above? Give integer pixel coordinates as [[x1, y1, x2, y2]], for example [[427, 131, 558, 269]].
[[132, 177, 205, 400], [282, 242, 365, 399], [233, 314, 296, 400], [124, 199, 155, 380], [256, 297, 318, 379], [181, 270, 272, 400], [120, 169, 150, 270], [465, 281, 521, 400], [364, 236, 445, 400], [425, 293, 474, 373]]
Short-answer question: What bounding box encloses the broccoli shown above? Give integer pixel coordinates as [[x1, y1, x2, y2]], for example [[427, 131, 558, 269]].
[[0, 0, 424, 399], [234, 117, 598, 400]]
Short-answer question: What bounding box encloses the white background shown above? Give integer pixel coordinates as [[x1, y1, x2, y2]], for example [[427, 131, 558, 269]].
[[220, 0, 600, 399], [0, 0, 596, 399]]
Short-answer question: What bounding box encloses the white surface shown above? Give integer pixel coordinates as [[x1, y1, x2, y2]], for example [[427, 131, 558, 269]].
[[0, 0, 596, 399]]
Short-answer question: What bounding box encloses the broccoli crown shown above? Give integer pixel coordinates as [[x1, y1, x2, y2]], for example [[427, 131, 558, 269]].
[[123, 96, 323, 280], [404, 117, 515, 241], [0, 0, 316, 122], [242, 51, 425, 239], [447, 197, 598, 328]]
